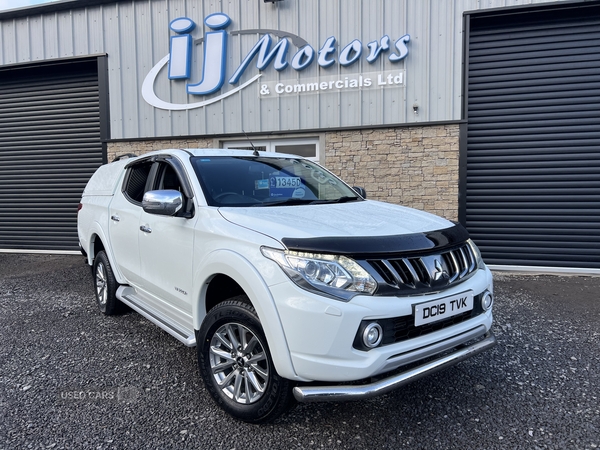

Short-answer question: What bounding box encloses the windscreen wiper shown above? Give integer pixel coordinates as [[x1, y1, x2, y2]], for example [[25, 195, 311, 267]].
[[254, 198, 316, 207], [256, 196, 361, 207], [309, 196, 361, 205]]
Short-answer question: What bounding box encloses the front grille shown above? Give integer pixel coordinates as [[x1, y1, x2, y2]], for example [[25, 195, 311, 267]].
[[366, 242, 477, 295], [353, 293, 485, 351]]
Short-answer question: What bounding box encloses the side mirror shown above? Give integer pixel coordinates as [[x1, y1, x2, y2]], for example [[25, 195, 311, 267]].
[[352, 186, 367, 199], [142, 190, 183, 216]]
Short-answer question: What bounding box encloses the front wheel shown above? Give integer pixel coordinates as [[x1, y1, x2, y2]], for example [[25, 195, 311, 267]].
[[197, 297, 295, 423]]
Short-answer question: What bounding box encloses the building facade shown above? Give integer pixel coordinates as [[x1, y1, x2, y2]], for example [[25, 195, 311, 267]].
[[0, 0, 598, 272]]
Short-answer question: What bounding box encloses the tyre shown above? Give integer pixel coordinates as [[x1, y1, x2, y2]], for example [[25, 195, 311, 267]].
[[197, 297, 295, 423], [92, 250, 124, 315]]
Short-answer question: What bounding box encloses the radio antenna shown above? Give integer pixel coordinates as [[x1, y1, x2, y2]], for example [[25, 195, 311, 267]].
[[242, 129, 260, 157]]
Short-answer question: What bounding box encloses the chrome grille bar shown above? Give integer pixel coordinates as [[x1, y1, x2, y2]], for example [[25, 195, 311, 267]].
[[381, 260, 405, 287], [403, 258, 421, 286], [367, 242, 478, 294], [446, 251, 460, 283], [466, 245, 476, 272]]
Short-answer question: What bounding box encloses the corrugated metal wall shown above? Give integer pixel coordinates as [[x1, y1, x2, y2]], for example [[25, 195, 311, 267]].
[[0, 59, 103, 251], [0, 0, 566, 140], [465, 4, 600, 269]]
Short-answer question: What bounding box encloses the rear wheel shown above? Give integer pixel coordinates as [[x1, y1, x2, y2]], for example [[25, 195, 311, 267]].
[[92, 251, 124, 315], [197, 297, 295, 423]]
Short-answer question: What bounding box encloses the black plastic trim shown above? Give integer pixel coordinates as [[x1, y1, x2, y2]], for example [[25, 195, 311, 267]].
[[353, 292, 485, 351], [281, 224, 470, 258], [155, 155, 195, 199], [97, 55, 110, 164]]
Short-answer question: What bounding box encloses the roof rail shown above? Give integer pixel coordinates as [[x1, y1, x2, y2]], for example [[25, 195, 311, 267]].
[[112, 153, 138, 162]]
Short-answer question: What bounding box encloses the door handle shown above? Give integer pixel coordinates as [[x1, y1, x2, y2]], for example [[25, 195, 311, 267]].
[[111, 215, 120, 222], [140, 225, 152, 234]]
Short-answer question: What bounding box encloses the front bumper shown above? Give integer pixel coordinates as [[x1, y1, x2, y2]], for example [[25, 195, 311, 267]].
[[293, 330, 496, 402], [269, 266, 494, 382]]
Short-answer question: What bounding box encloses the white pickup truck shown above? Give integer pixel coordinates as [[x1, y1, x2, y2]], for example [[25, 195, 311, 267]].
[[77, 148, 495, 423]]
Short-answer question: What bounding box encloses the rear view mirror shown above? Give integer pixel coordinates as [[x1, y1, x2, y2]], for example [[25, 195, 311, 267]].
[[142, 190, 183, 216]]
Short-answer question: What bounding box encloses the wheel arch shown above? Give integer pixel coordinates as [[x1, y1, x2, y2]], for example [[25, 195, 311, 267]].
[[85, 224, 127, 285], [91, 233, 105, 260], [204, 273, 247, 314], [194, 250, 299, 381]]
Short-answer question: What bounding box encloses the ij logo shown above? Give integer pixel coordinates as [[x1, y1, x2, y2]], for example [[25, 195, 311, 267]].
[[142, 12, 410, 111]]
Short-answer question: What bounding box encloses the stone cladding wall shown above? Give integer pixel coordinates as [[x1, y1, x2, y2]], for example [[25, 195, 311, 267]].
[[325, 124, 460, 220]]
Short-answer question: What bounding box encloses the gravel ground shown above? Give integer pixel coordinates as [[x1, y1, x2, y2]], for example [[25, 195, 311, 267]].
[[0, 254, 598, 449]]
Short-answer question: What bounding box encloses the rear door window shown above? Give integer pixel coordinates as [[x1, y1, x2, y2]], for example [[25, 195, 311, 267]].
[[123, 160, 153, 204]]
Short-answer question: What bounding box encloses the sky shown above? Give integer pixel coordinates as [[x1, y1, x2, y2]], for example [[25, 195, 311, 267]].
[[0, 0, 60, 12]]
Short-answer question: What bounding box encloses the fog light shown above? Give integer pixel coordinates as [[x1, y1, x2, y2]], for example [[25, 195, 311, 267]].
[[362, 323, 383, 348], [482, 291, 493, 311]]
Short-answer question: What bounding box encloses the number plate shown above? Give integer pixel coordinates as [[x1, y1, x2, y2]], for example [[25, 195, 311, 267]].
[[414, 292, 474, 326]]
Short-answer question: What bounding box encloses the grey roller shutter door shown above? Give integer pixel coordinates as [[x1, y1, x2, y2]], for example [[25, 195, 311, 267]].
[[0, 59, 103, 252], [465, 5, 600, 269]]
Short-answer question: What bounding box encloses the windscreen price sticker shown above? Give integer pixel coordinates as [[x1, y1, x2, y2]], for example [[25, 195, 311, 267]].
[[269, 176, 305, 198], [272, 177, 301, 188], [414, 292, 474, 326]]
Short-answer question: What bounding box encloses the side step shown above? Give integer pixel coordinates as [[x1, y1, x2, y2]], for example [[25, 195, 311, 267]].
[[116, 286, 196, 347]]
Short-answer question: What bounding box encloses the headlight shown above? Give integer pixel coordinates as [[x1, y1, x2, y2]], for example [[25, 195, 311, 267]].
[[261, 247, 377, 301], [467, 239, 486, 269]]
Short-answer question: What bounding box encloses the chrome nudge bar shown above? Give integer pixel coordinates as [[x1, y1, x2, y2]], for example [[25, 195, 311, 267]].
[[292, 331, 496, 403]]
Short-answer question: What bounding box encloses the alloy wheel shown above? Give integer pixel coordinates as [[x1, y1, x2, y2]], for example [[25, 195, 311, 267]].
[[209, 323, 269, 404], [95, 262, 107, 306]]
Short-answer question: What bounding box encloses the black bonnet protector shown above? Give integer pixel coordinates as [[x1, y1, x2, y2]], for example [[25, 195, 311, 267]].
[[281, 224, 470, 258]]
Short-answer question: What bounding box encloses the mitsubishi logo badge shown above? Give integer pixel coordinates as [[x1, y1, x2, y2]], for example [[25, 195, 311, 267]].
[[433, 258, 449, 281]]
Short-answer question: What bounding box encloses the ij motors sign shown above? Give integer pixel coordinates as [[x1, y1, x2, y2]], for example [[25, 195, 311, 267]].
[[142, 12, 410, 111]]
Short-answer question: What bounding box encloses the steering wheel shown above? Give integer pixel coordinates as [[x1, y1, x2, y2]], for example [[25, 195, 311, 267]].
[[214, 192, 240, 201], [214, 192, 261, 205]]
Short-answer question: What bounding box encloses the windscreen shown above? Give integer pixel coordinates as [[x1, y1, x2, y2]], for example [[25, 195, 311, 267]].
[[191, 156, 362, 207]]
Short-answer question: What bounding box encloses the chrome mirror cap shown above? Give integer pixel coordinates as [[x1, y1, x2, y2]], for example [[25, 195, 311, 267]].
[[142, 190, 183, 216]]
